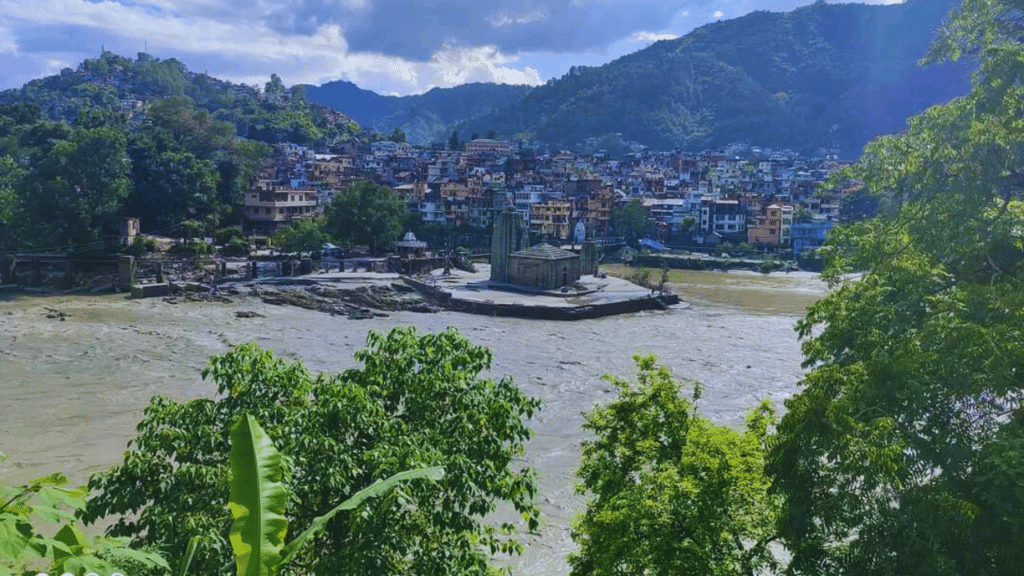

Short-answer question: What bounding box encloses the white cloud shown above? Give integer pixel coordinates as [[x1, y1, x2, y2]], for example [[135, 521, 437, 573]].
[[487, 6, 551, 28], [626, 31, 679, 43], [713, 10, 724, 17], [0, 0, 545, 94], [0, 24, 17, 54]]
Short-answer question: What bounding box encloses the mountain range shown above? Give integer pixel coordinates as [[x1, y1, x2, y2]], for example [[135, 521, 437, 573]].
[[305, 0, 972, 157]]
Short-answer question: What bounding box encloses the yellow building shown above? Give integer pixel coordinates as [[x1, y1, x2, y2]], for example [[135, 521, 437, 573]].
[[530, 201, 572, 240], [747, 203, 793, 247]]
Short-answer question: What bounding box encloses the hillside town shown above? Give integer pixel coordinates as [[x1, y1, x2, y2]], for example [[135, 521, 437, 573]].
[[249, 137, 849, 258]]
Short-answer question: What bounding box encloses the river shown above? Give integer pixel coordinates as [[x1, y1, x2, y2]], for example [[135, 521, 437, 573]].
[[0, 268, 827, 575]]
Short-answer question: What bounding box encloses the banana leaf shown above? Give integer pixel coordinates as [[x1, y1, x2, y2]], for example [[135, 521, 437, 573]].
[[228, 414, 289, 576]]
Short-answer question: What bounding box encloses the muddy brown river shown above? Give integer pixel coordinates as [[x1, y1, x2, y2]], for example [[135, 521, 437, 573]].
[[0, 269, 827, 575]]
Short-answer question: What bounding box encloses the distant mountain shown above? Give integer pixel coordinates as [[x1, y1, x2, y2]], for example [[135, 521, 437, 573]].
[[303, 81, 531, 145], [460, 0, 971, 156]]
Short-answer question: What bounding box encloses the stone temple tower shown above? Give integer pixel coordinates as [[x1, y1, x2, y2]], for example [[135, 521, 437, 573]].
[[491, 209, 525, 283]]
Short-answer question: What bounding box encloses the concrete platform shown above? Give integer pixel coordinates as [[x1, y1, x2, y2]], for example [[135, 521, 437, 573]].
[[404, 265, 681, 320]]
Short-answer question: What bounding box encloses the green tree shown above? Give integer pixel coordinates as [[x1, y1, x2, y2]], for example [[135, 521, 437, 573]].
[[571, 356, 779, 576], [84, 327, 542, 576], [323, 181, 407, 254], [225, 414, 443, 576], [265, 74, 286, 99], [271, 218, 326, 256], [15, 123, 130, 250], [0, 156, 22, 229], [128, 147, 219, 230], [769, 0, 1024, 573], [610, 199, 652, 247], [386, 127, 406, 143], [0, 458, 167, 576], [448, 129, 460, 150]]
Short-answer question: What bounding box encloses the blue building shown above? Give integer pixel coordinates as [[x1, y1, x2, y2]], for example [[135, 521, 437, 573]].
[[791, 219, 834, 256]]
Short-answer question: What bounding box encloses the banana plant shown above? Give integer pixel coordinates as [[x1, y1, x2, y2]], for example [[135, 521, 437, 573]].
[[227, 414, 444, 576]]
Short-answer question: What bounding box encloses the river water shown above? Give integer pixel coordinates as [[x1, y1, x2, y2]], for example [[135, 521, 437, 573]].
[[0, 268, 826, 575]]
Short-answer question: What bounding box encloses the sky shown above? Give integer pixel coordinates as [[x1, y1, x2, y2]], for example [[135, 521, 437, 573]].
[[0, 0, 905, 96]]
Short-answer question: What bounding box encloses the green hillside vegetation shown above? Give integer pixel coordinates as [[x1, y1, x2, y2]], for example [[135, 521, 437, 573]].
[[1, 52, 361, 146], [304, 80, 531, 145], [460, 0, 971, 155], [0, 53, 366, 250]]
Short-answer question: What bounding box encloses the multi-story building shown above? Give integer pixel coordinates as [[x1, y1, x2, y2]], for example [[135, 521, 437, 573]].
[[243, 180, 318, 233], [530, 201, 573, 240], [747, 204, 793, 248], [699, 198, 745, 242]]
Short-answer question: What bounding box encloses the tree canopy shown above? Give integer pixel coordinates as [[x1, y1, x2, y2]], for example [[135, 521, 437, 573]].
[[768, 0, 1024, 572], [271, 218, 327, 256], [323, 181, 408, 253], [571, 356, 779, 576], [610, 199, 653, 246], [84, 327, 542, 576]]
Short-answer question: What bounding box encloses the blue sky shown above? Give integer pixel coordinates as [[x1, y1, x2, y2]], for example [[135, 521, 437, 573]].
[[0, 0, 904, 95]]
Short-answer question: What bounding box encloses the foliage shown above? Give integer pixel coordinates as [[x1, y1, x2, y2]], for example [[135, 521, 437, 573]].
[[0, 461, 167, 576], [226, 414, 444, 576], [221, 237, 251, 257], [323, 181, 408, 253], [216, 225, 245, 246], [0, 156, 22, 228], [460, 0, 968, 154], [571, 356, 779, 576], [123, 235, 157, 257], [271, 218, 327, 256], [11, 122, 130, 250], [610, 199, 652, 247], [769, 0, 1024, 572], [85, 327, 542, 576]]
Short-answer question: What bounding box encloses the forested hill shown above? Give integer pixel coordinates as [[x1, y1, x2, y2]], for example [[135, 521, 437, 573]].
[[459, 0, 972, 156], [302, 81, 532, 145], [0, 52, 362, 146]]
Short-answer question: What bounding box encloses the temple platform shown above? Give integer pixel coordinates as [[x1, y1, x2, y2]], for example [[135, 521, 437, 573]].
[[403, 264, 681, 321]]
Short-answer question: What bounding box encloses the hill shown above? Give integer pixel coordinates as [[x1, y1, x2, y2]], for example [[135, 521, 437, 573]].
[[302, 81, 531, 145], [460, 0, 971, 156], [0, 52, 362, 147]]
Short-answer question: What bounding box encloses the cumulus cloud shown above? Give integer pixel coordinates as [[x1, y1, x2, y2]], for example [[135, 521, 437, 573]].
[[626, 30, 679, 43], [0, 0, 909, 94], [337, 0, 685, 60]]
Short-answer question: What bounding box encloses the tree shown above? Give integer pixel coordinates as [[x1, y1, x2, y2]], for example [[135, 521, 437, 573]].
[[610, 199, 652, 247], [84, 327, 542, 576], [271, 218, 326, 256], [15, 123, 130, 250], [323, 181, 407, 254], [0, 156, 22, 229], [792, 206, 814, 223], [448, 129, 459, 151], [571, 356, 779, 576], [0, 459, 167, 576], [769, 0, 1024, 572], [265, 73, 286, 99], [128, 146, 219, 230], [386, 127, 406, 143], [225, 414, 443, 576]]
